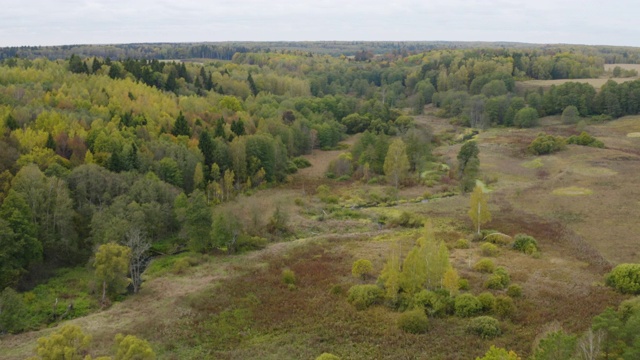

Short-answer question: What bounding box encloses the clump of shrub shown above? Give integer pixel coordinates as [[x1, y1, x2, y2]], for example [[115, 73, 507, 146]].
[[494, 295, 516, 319], [529, 133, 566, 155], [484, 233, 512, 247], [316, 354, 340, 360], [397, 309, 429, 334], [388, 211, 424, 228], [512, 234, 539, 255], [481, 243, 499, 257], [485, 267, 511, 290], [567, 131, 605, 148], [455, 238, 470, 249], [474, 258, 496, 273], [347, 284, 384, 310], [292, 157, 312, 169], [352, 259, 374, 280], [236, 235, 268, 253], [458, 278, 470, 291], [606, 264, 640, 294], [282, 269, 296, 288], [467, 316, 501, 338], [455, 294, 483, 317], [414, 289, 454, 317], [507, 284, 523, 298], [477, 292, 496, 312], [316, 185, 339, 204]]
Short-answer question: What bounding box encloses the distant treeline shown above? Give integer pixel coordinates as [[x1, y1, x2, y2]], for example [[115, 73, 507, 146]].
[[2, 41, 640, 63]]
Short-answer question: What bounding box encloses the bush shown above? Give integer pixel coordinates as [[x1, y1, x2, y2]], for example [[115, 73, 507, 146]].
[[455, 294, 483, 317], [388, 211, 424, 228], [481, 243, 499, 257], [529, 133, 566, 155], [567, 131, 605, 148], [494, 295, 516, 319], [459, 278, 470, 291], [282, 269, 296, 285], [455, 238, 470, 249], [467, 316, 501, 338], [484, 233, 512, 247], [414, 289, 454, 317], [485, 267, 510, 290], [507, 284, 523, 298], [347, 285, 384, 310], [514, 107, 539, 128], [561, 105, 580, 124], [477, 292, 496, 312], [474, 258, 496, 273], [606, 264, 640, 294], [292, 157, 312, 169], [236, 235, 267, 253], [316, 353, 340, 360], [352, 259, 374, 280], [397, 309, 429, 334], [512, 234, 539, 254]]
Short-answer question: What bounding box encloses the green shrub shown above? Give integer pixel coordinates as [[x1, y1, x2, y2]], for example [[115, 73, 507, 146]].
[[514, 107, 539, 128], [606, 264, 640, 294], [316, 354, 340, 360], [388, 211, 424, 228], [618, 296, 640, 320], [529, 133, 566, 155], [292, 157, 312, 169], [330, 284, 344, 296], [236, 235, 267, 253], [567, 132, 604, 148], [477, 292, 496, 312], [467, 316, 501, 338], [347, 285, 384, 310], [454, 293, 482, 317], [172, 257, 191, 274], [480, 243, 499, 257], [351, 259, 374, 280], [512, 234, 539, 255], [494, 295, 516, 319], [474, 258, 496, 273], [282, 269, 296, 285], [458, 278, 470, 291], [484, 233, 512, 247], [506, 284, 523, 298], [397, 309, 429, 334], [455, 238, 470, 249], [485, 267, 510, 290], [414, 289, 453, 317]]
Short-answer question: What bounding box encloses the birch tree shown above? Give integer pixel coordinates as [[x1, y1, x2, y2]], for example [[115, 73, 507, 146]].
[[469, 184, 491, 235]]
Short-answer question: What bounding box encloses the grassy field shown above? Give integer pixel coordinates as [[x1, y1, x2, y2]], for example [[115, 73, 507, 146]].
[[4, 115, 640, 359], [517, 64, 640, 91]]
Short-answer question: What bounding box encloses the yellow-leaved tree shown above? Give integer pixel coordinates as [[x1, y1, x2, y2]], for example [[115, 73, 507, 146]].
[[33, 324, 91, 360], [469, 184, 491, 235], [94, 243, 131, 305], [383, 138, 410, 189], [442, 267, 461, 296]]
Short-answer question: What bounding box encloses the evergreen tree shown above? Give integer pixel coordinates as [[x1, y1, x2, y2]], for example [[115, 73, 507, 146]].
[[214, 118, 226, 139], [172, 111, 191, 137], [247, 73, 259, 96], [231, 120, 245, 136], [45, 133, 56, 150], [198, 130, 215, 168]]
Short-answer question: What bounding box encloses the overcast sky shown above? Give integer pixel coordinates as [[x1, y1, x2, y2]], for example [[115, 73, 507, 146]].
[[1, 0, 639, 47]]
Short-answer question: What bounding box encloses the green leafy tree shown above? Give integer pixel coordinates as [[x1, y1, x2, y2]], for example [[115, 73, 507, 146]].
[[211, 210, 240, 253], [561, 105, 580, 124], [476, 345, 520, 360], [383, 138, 410, 189], [0, 287, 27, 333], [0, 190, 41, 288], [186, 190, 212, 253], [514, 107, 539, 128], [469, 184, 491, 235], [531, 330, 577, 360], [457, 140, 479, 189], [352, 259, 374, 280], [114, 333, 156, 360], [34, 324, 92, 360], [94, 243, 131, 304]]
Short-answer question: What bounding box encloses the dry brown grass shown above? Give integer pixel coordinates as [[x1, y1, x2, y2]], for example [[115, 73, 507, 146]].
[[517, 76, 638, 91]]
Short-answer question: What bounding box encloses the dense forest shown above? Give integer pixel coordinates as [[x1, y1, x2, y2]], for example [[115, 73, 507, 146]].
[[3, 42, 640, 359]]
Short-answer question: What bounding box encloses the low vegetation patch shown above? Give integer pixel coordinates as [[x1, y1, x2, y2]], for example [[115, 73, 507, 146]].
[[552, 186, 593, 196], [397, 309, 429, 334], [606, 264, 640, 294], [347, 284, 384, 310]]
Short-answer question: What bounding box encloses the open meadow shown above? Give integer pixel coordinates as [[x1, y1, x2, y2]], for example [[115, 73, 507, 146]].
[[4, 112, 639, 359]]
